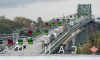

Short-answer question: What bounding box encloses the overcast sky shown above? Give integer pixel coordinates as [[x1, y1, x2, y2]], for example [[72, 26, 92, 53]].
[[0, 0, 100, 21]]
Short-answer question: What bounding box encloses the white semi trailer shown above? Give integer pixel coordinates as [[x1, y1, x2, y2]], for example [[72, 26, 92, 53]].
[[43, 34, 51, 45]]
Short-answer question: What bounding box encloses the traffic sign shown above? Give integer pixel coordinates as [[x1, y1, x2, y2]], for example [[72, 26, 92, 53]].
[[44, 22, 49, 27], [28, 29, 33, 35], [8, 39, 13, 44], [18, 39, 23, 45], [51, 22, 55, 26], [57, 21, 62, 26], [44, 29, 49, 35], [28, 39, 33, 44], [57, 18, 60, 22]]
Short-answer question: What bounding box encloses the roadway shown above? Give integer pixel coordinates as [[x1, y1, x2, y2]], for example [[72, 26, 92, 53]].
[[0, 33, 45, 55], [0, 16, 94, 55]]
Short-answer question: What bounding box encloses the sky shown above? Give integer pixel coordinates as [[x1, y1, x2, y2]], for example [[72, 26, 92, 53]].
[[0, 0, 100, 21]]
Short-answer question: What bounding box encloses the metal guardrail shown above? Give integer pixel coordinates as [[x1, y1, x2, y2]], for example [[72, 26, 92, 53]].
[[34, 33, 44, 40]]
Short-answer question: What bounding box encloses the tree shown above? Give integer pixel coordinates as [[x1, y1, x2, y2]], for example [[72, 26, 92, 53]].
[[14, 17, 24, 26], [14, 17, 33, 28], [31, 21, 37, 27], [0, 16, 38, 34], [37, 17, 44, 27], [81, 43, 91, 54], [76, 46, 81, 54], [37, 17, 44, 32], [96, 38, 100, 54], [0, 22, 11, 34]]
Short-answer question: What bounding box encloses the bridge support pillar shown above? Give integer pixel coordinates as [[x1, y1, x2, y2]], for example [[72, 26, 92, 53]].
[[75, 28, 89, 46]]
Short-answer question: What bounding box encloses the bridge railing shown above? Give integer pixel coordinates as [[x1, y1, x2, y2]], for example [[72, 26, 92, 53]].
[[44, 17, 93, 54]]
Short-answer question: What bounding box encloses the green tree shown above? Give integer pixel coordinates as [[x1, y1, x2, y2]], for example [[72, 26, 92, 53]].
[[37, 17, 44, 27], [0, 22, 11, 34], [96, 38, 100, 54], [81, 43, 91, 54], [76, 46, 81, 54], [37, 17, 44, 32], [14, 17, 25, 26], [14, 17, 33, 28]]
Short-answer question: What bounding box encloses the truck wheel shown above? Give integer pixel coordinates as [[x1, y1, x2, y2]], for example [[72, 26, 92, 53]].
[[23, 45, 26, 48]]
